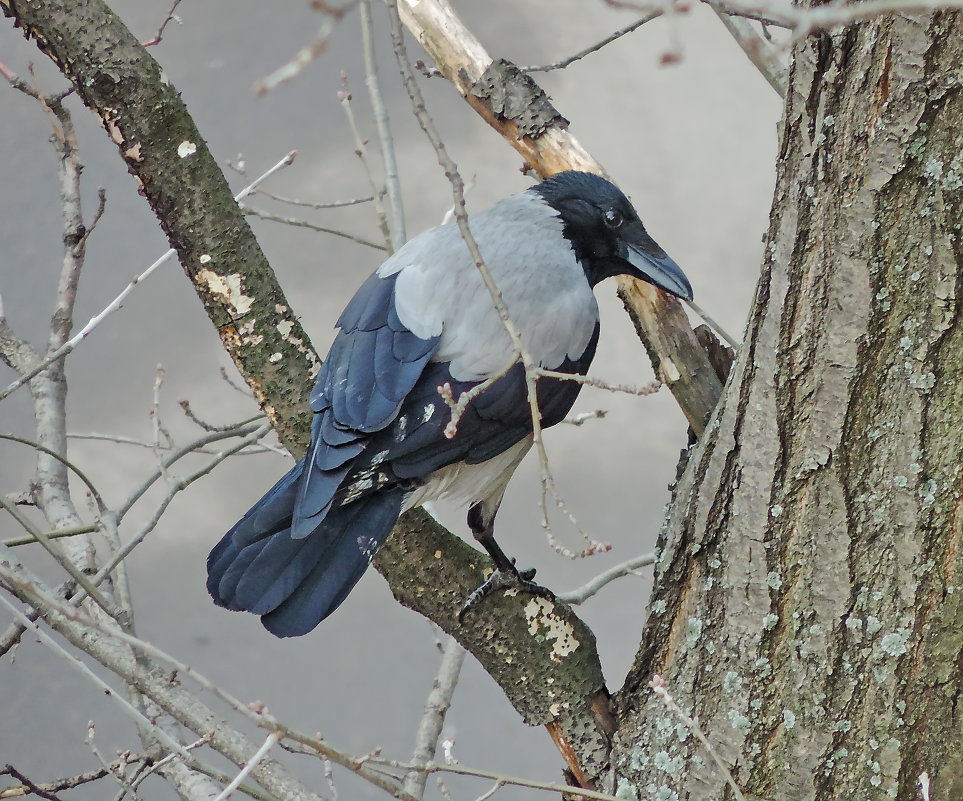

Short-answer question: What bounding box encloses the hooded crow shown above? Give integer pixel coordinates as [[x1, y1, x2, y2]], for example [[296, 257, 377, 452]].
[[207, 171, 693, 637]]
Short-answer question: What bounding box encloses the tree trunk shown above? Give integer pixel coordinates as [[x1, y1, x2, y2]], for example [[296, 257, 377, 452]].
[[615, 11, 963, 801]]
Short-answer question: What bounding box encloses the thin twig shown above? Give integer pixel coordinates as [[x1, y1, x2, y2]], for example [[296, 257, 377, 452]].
[[129, 736, 209, 791], [151, 364, 173, 486], [338, 71, 393, 250], [241, 205, 388, 251], [521, 14, 660, 72], [360, 0, 406, 249], [253, 188, 377, 209], [254, 3, 356, 95], [557, 552, 655, 604], [0, 497, 116, 617], [367, 756, 631, 801], [403, 636, 467, 799], [704, 0, 963, 33], [708, 5, 787, 97], [184, 761, 279, 801], [0, 593, 190, 759], [4, 523, 98, 548], [141, 0, 184, 46], [685, 299, 739, 350], [211, 733, 280, 801], [0, 756, 149, 800], [0, 434, 107, 512], [116, 422, 266, 520], [561, 409, 607, 426], [86, 424, 272, 594], [85, 724, 140, 801]]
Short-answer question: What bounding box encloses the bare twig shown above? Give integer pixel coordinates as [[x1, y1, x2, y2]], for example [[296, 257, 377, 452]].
[[141, 0, 185, 46], [179, 760, 278, 801], [685, 299, 739, 350], [4, 523, 98, 548], [706, 0, 963, 33], [252, 189, 377, 209], [87, 424, 272, 593], [129, 736, 210, 792], [403, 636, 467, 799], [368, 757, 630, 801], [0, 757, 150, 800], [115, 422, 267, 520], [241, 205, 388, 251], [708, 5, 787, 97], [0, 593, 189, 758], [0, 497, 115, 616], [0, 764, 68, 801], [521, 14, 661, 72], [360, 0, 406, 248], [0, 434, 106, 512], [338, 71, 393, 250], [151, 364, 173, 486], [561, 409, 607, 426], [557, 552, 655, 604], [85, 724, 141, 801], [254, 3, 356, 95], [212, 733, 280, 801]]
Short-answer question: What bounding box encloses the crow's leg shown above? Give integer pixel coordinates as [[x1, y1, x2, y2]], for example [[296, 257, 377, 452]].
[[458, 502, 556, 621]]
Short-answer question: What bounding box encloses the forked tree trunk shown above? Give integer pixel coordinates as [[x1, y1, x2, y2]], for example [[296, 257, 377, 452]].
[[615, 11, 963, 801]]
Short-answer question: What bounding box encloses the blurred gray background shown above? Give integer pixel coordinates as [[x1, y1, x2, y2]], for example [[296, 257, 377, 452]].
[[0, 1, 779, 798]]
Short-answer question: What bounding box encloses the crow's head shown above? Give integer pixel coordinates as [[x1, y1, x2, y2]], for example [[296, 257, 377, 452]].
[[533, 171, 692, 300]]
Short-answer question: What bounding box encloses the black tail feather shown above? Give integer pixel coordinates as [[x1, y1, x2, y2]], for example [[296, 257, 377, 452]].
[[207, 466, 404, 636]]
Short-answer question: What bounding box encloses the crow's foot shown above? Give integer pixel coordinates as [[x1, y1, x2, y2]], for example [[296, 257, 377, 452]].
[[457, 564, 556, 621]]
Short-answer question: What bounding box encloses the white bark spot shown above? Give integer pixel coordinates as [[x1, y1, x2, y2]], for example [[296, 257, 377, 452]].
[[269, 352, 283, 363], [197, 269, 255, 316], [275, 320, 321, 376], [237, 319, 263, 346], [659, 357, 681, 383], [200, 254, 212, 264], [178, 140, 197, 158], [524, 597, 579, 661]]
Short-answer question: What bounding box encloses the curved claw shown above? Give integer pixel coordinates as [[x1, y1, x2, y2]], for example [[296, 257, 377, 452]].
[[457, 565, 556, 622]]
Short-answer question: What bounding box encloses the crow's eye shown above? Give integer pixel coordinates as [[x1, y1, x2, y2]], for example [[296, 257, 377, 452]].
[[603, 209, 624, 229]]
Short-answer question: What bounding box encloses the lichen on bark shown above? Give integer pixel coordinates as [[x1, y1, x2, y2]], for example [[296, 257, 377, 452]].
[[615, 11, 963, 801]]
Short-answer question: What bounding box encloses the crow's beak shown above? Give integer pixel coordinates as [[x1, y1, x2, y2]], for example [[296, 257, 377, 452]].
[[625, 241, 693, 302], [622, 227, 693, 301]]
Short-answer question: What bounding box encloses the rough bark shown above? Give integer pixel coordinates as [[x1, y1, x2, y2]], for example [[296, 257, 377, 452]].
[[615, 12, 963, 801]]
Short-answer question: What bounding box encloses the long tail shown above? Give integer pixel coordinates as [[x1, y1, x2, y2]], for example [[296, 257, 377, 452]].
[[207, 460, 404, 637]]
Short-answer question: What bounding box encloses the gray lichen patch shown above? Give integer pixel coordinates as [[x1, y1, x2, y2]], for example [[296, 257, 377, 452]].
[[471, 59, 568, 138]]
